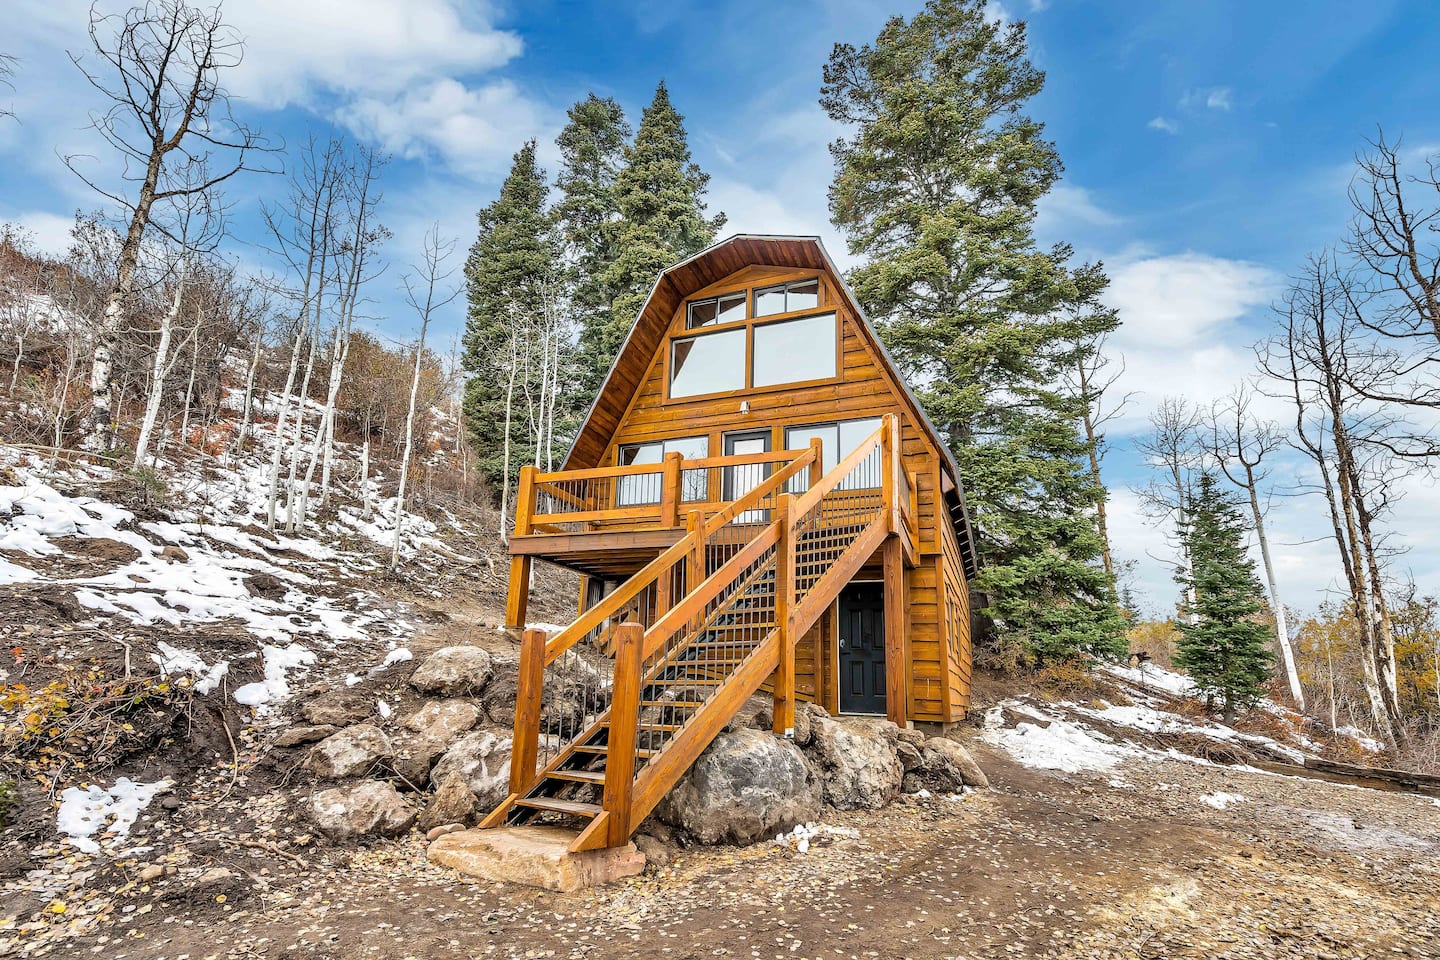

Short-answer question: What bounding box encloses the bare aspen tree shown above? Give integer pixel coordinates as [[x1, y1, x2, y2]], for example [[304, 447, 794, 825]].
[[0, 53, 17, 120], [393, 226, 460, 569], [1260, 252, 1409, 744], [261, 137, 345, 530], [1063, 328, 1132, 578], [133, 171, 223, 466], [294, 147, 387, 531], [1206, 384, 1305, 710], [1136, 397, 1205, 616], [66, 1, 267, 449]]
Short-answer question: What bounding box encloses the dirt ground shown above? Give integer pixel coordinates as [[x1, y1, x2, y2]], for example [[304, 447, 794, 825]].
[[5, 735, 1438, 960]]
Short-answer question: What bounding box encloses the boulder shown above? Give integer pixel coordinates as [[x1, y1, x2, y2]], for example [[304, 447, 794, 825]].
[[419, 773, 477, 832], [244, 572, 288, 600], [298, 692, 374, 727], [920, 737, 989, 790], [274, 724, 338, 748], [305, 724, 393, 779], [792, 706, 813, 748], [632, 833, 675, 869], [805, 716, 903, 810], [160, 545, 189, 563], [657, 728, 819, 844], [390, 735, 447, 787], [309, 781, 416, 840], [895, 737, 924, 773], [402, 699, 480, 742], [430, 730, 512, 809], [410, 646, 493, 696]]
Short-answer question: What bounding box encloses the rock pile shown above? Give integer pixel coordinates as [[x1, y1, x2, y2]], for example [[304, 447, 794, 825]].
[[283, 644, 987, 850], [285, 645, 515, 841], [655, 702, 987, 845]]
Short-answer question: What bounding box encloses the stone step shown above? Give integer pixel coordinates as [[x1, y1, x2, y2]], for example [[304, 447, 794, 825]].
[[428, 826, 644, 892]]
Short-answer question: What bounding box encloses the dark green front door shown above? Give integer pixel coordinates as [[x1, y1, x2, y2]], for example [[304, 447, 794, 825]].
[[838, 582, 886, 714]]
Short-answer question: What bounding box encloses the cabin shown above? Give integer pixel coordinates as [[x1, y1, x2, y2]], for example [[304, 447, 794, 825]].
[[483, 234, 980, 852]]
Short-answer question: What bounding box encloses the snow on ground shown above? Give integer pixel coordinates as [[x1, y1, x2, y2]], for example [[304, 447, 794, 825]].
[[1199, 791, 1247, 809], [0, 393, 441, 710], [56, 778, 171, 854], [983, 663, 1342, 775]]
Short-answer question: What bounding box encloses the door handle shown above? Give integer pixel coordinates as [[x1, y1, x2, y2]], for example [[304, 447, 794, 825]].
[[839, 637, 847, 650]]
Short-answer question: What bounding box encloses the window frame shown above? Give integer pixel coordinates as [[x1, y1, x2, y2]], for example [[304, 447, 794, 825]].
[[685, 290, 747, 330], [782, 416, 884, 492], [665, 273, 841, 403], [753, 277, 821, 318]]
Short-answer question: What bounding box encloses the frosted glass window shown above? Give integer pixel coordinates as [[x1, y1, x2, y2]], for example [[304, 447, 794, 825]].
[[670, 329, 745, 397], [752, 313, 837, 387]]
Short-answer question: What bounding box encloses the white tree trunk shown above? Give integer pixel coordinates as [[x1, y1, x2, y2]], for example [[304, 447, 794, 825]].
[[265, 322, 306, 530], [134, 269, 187, 467], [359, 435, 372, 520], [283, 318, 321, 533], [235, 335, 262, 450], [1245, 477, 1304, 711], [392, 323, 430, 569]]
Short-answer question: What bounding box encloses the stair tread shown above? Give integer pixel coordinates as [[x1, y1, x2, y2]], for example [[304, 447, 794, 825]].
[[573, 743, 659, 757], [515, 797, 602, 817], [546, 769, 605, 784], [640, 699, 701, 708]]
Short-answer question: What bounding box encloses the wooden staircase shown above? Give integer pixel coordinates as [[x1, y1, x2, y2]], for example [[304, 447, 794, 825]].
[[480, 415, 910, 852]]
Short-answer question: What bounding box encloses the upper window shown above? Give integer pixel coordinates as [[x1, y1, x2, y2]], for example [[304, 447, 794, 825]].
[[670, 329, 746, 398], [754, 278, 819, 317], [752, 313, 837, 388], [687, 292, 746, 329]]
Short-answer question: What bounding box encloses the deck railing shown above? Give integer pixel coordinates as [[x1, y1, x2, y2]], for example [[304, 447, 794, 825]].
[[518, 443, 825, 535]]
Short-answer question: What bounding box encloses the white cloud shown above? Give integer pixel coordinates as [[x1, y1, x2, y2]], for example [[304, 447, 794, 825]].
[[336, 78, 558, 180], [1205, 87, 1233, 111], [1105, 252, 1278, 351], [1148, 116, 1179, 134], [1037, 183, 1122, 235], [217, 0, 523, 108]]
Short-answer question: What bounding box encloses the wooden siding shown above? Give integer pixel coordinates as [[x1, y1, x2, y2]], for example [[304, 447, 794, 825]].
[[578, 246, 973, 723]]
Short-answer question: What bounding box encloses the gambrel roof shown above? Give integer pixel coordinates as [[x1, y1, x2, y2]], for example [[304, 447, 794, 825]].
[[564, 234, 979, 577]]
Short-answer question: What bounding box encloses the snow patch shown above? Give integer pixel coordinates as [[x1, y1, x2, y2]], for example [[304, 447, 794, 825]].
[[232, 642, 316, 708], [980, 705, 1141, 773], [56, 778, 171, 853], [1199, 791, 1247, 810]]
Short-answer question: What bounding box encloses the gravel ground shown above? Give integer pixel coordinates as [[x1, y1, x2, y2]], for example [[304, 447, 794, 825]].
[[5, 738, 1438, 960]]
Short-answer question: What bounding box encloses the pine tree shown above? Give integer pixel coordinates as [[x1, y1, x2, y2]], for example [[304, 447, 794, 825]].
[[587, 82, 724, 392], [822, 0, 1124, 664], [555, 93, 631, 382], [462, 141, 564, 492], [1175, 473, 1275, 722]]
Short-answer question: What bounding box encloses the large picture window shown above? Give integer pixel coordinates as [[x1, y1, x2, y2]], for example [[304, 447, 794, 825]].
[[752, 313, 837, 387], [668, 278, 838, 400], [616, 435, 709, 505], [670, 329, 745, 398]]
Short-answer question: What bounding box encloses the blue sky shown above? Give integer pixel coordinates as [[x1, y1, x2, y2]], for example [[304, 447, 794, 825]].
[[3, 0, 1438, 615]]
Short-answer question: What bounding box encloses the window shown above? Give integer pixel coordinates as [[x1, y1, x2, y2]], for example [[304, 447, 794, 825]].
[[754, 278, 819, 317], [687, 291, 746, 329], [752, 313, 837, 387], [784, 417, 883, 492], [616, 435, 709, 505], [670, 329, 746, 398]]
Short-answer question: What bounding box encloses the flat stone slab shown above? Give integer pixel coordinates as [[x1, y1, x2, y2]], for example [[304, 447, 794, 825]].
[[427, 825, 645, 892]]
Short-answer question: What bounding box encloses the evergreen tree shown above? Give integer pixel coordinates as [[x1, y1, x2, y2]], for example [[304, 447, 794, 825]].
[[554, 93, 631, 395], [588, 82, 724, 392], [1175, 473, 1274, 722], [462, 141, 564, 492], [822, 0, 1124, 664]]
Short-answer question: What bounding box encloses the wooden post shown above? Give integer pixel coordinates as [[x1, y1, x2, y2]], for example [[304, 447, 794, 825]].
[[686, 509, 706, 634], [881, 413, 901, 534], [883, 536, 907, 727], [509, 627, 547, 795], [577, 574, 592, 619], [505, 465, 538, 629], [603, 621, 644, 846], [773, 493, 797, 735], [660, 451, 683, 528], [807, 436, 824, 490], [505, 557, 532, 629]]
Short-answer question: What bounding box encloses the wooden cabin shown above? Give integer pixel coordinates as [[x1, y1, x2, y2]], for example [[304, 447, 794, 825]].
[[487, 234, 980, 851]]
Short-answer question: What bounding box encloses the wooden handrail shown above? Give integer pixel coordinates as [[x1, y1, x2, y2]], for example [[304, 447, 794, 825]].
[[639, 518, 782, 661], [533, 446, 810, 484], [701, 450, 815, 534], [793, 424, 885, 516]]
